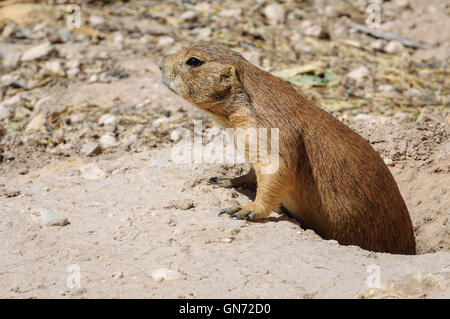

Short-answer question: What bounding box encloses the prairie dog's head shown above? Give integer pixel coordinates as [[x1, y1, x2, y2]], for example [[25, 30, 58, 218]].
[[159, 42, 247, 116]]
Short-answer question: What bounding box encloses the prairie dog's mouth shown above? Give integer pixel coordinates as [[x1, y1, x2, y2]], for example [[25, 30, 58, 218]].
[[159, 73, 177, 94]]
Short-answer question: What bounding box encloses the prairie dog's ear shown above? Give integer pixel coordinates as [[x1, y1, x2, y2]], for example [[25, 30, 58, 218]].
[[219, 65, 237, 87]]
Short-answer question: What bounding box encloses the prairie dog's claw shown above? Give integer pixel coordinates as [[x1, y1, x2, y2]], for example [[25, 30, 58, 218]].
[[209, 176, 233, 188], [218, 206, 241, 216], [218, 208, 229, 216], [219, 204, 270, 220]]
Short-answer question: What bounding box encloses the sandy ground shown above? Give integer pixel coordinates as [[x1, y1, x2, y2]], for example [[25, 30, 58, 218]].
[[0, 0, 449, 299]]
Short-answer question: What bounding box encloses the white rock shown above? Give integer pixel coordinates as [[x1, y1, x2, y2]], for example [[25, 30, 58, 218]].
[[79, 163, 106, 180], [57, 29, 71, 42], [98, 114, 118, 130], [122, 133, 138, 148], [303, 25, 326, 38], [353, 113, 372, 121], [384, 158, 394, 166], [14, 106, 31, 120], [157, 36, 175, 47], [2, 25, 15, 38], [1, 93, 21, 108], [2, 52, 21, 70], [100, 134, 117, 148], [66, 59, 80, 69], [378, 84, 395, 92], [151, 268, 182, 281], [347, 66, 370, 81], [67, 68, 79, 79], [113, 33, 124, 44], [81, 142, 101, 156], [179, 10, 198, 21], [324, 5, 337, 17], [152, 117, 169, 128], [300, 20, 313, 28], [31, 208, 69, 226], [0, 104, 12, 120], [112, 271, 124, 278], [88, 74, 98, 83], [70, 113, 86, 123], [25, 114, 46, 132], [219, 8, 242, 18], [195, 2, 212, 13], [384, 40, 404, 54], [370, 39, 385, 50], [263, 3, 286, 25], [97, 51, 109, 59], [33, 96, 56, 115], [21, 42, 53, 62], [58, 142, 73, 152], [44, 60, 63, 75], [197, 27, 212, 40], [0, 94, 21, 119], [394, 0, 410, 9], [89, 15, 105, 26]]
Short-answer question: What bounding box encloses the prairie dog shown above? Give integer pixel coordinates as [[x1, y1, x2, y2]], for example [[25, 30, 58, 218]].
[[159, 42, 416, 255]]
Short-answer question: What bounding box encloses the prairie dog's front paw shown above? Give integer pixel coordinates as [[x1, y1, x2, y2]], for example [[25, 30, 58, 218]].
[[218, 203, 270, 221]]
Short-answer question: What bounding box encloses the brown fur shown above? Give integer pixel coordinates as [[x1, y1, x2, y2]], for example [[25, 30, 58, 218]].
[[159, 42, 416, 255]]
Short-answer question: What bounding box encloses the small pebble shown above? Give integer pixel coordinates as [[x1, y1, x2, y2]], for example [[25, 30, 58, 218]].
[[179, 10, 198, 21], [384, 40, 404, 54], [367, 252, 378, 259], [81, 142, 101, 157], [100, 134, 117, 148], [384, 158, 394, 166], [89, 15, 105, 26], [31, 207, 69, 226], [263, 3, 286, 25], [98, 114, 118, 131], [112, 272, 124, 278], [79, 163, 106, 180], [347, 66, 370, 81], [353, 114, 372, 122], [151, 268, 182, 281], [21, 42, 53, 62], [157, 36, 175, 47]]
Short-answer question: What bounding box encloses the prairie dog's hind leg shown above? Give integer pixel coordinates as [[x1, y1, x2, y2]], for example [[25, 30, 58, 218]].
[[209, 166, 256, 189]]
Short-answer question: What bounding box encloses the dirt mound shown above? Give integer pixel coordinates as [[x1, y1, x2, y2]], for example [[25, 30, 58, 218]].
[[353, 118, 449, 254]]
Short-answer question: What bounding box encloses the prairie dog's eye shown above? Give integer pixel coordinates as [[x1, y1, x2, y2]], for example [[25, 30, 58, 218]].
[[186, 57, 203, 67]]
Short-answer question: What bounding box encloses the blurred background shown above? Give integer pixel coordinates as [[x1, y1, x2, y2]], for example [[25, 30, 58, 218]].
[[0, 0, 448, 164]]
